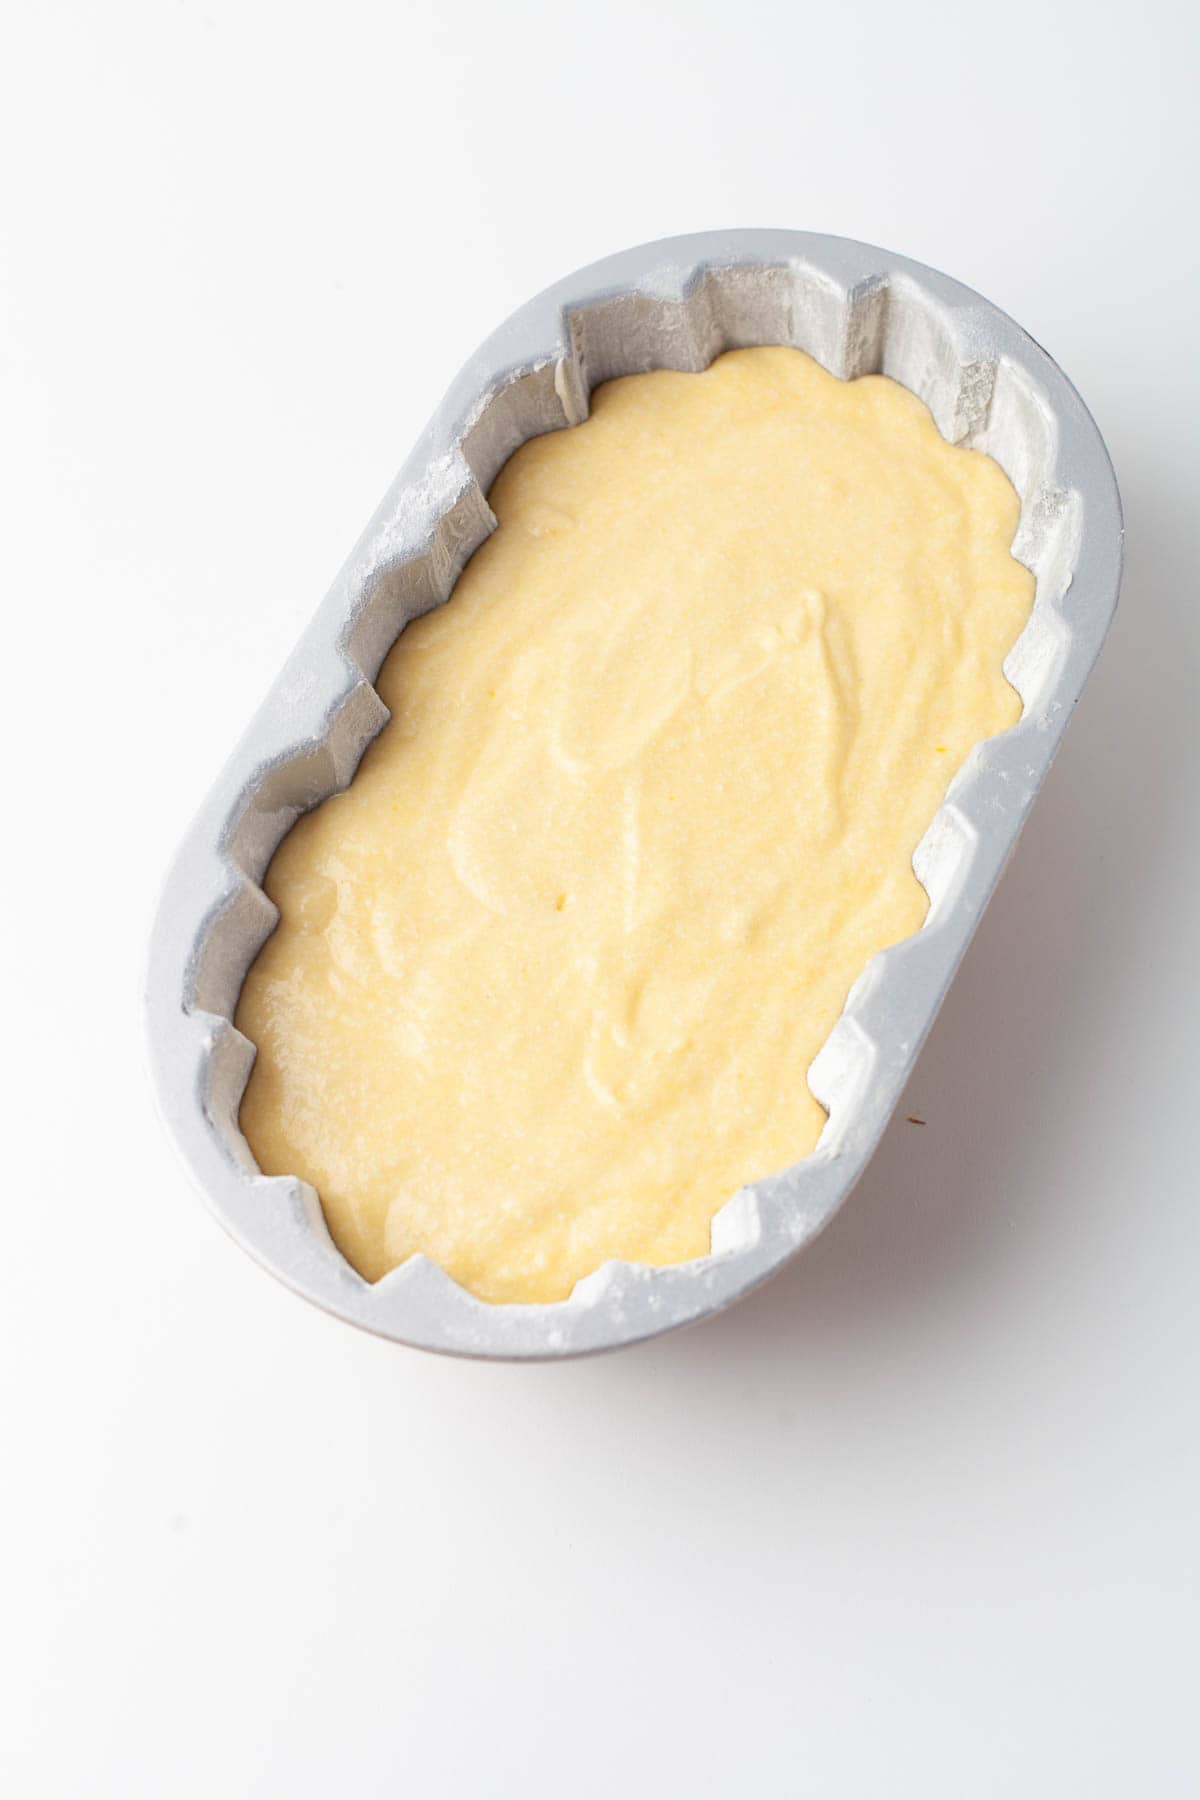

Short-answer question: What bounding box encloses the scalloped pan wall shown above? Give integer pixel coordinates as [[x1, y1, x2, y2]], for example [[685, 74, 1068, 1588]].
[[145, 231, 1122, 1358]]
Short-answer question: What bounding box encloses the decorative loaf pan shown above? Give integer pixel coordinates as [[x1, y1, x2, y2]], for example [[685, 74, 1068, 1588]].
[[145, 230, 1123, 1358]]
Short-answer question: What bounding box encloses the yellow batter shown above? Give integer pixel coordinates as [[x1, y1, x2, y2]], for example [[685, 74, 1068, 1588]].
[[236, 347, 1033, 1304]]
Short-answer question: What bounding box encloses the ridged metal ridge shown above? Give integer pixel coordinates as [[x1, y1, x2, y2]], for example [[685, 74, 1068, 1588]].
[[145, 230, 1123, 1358]]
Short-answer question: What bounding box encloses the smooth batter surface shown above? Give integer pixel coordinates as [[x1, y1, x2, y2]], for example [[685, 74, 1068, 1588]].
[[236, 348, 1034, 1304]]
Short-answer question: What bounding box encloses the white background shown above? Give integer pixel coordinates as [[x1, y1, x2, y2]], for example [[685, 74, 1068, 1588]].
[[2, 2, 1197, 1795]]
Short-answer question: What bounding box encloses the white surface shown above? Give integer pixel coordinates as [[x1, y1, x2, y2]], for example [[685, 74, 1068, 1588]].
[[1, 2, 1196, 1794]]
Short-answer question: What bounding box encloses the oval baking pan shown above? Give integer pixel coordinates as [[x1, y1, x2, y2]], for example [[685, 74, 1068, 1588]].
[[145, 230, 1123, 1358]]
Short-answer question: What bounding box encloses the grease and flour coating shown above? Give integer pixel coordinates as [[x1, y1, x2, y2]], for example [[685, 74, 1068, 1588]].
[[236, 347, 1034, 1303]]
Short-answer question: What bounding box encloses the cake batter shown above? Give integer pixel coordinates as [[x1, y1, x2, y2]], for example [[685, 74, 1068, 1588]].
[[236, 348, 1034, 1303]]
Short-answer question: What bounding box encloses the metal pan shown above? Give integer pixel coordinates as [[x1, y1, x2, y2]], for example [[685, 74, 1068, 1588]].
[[145, 230, 1123, 1358]]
